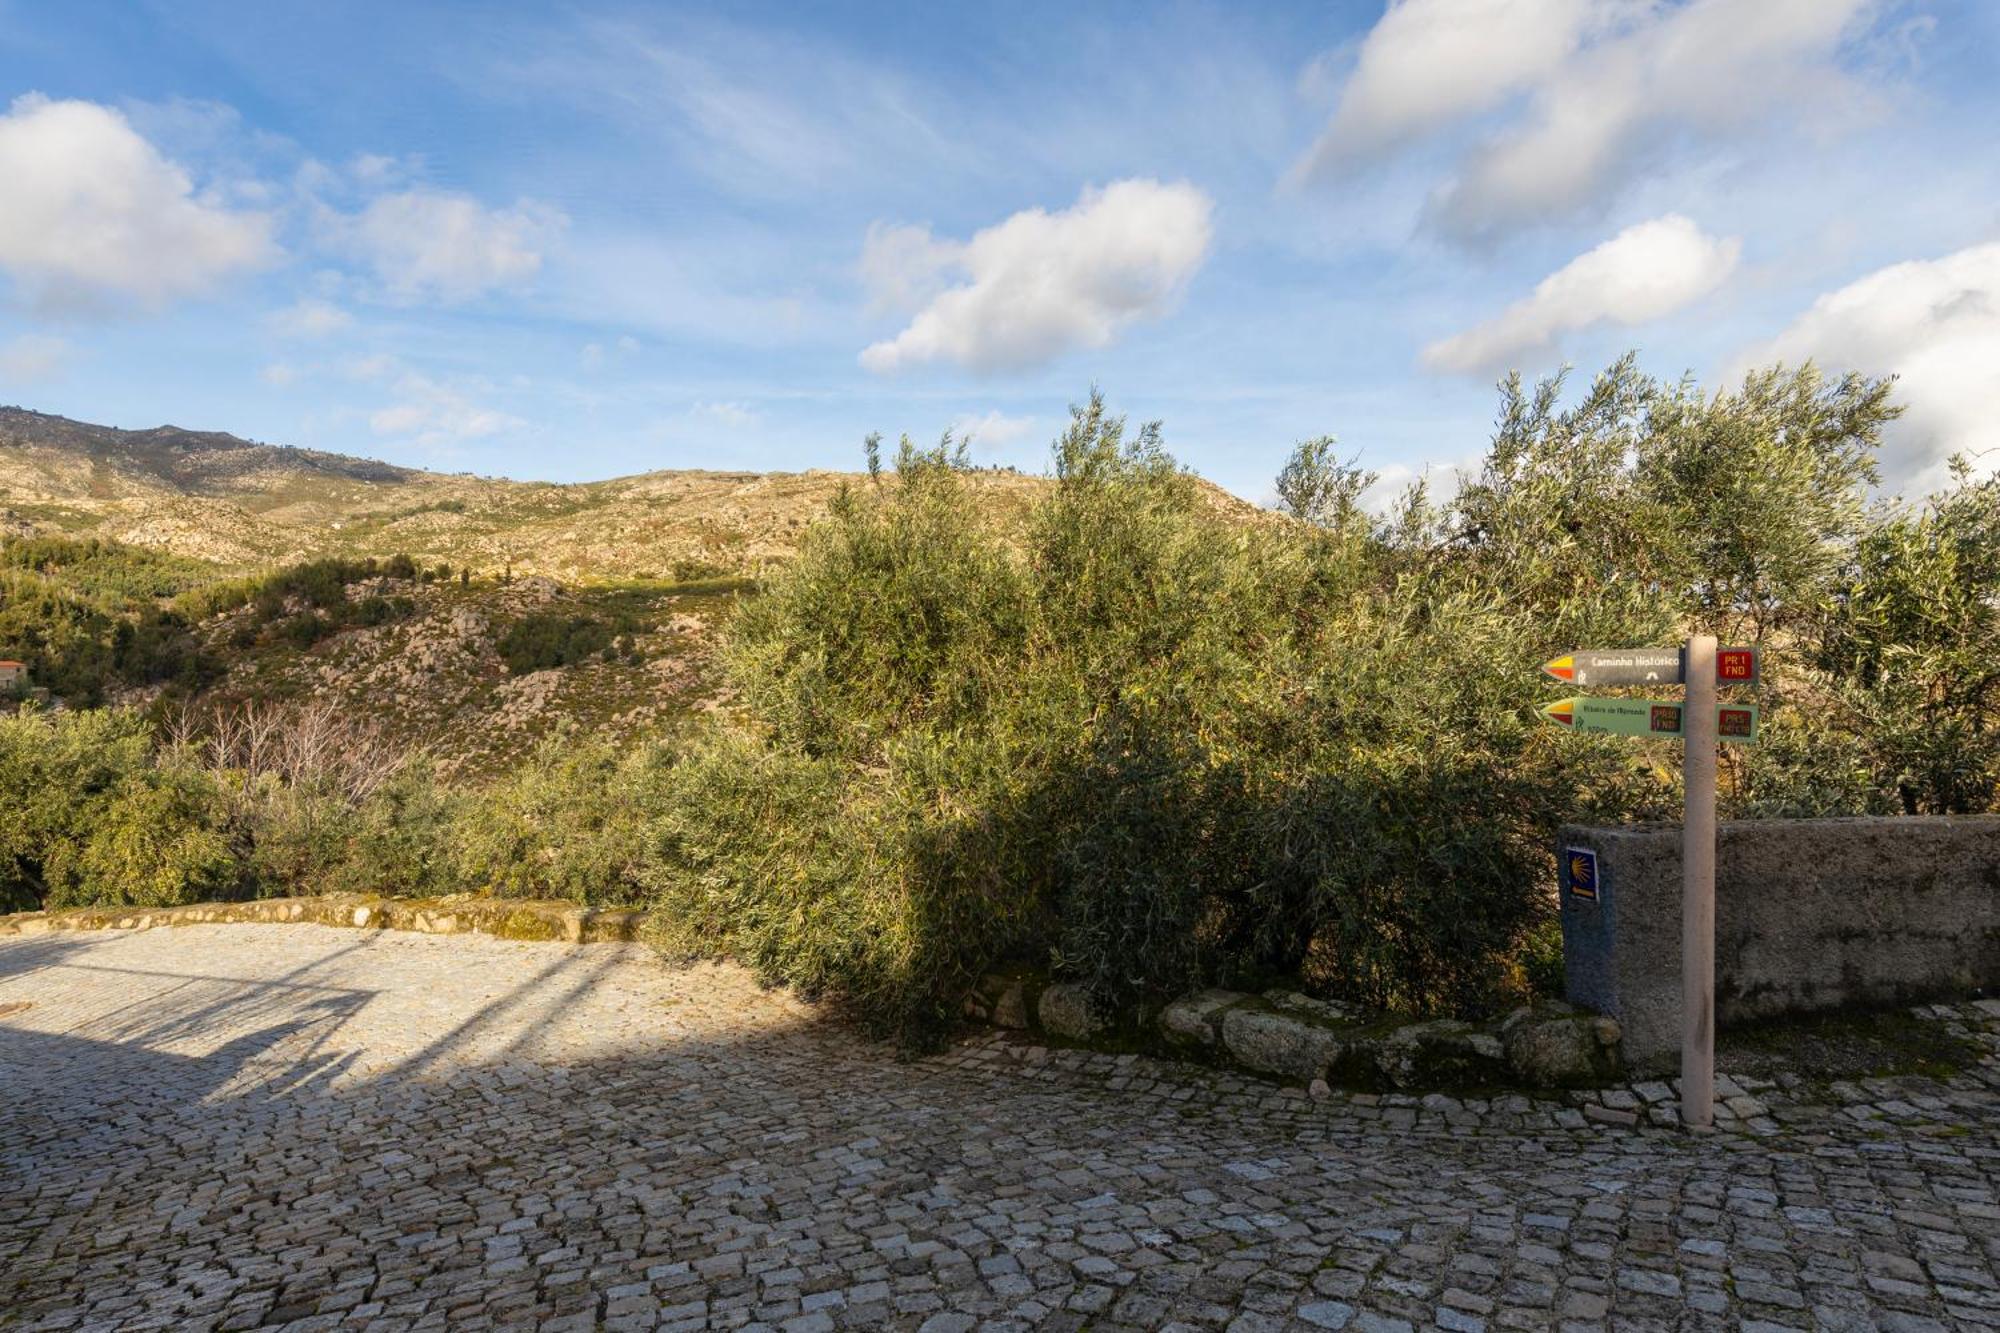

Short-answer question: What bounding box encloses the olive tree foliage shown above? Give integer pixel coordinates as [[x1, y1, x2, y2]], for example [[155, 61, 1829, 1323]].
[[1275, 436, 1376, 534], [0, 708, 236, 911], [638, 360, 1981, 1044], [1809, 458, 2000, 813], [1446, 357, 1897, 648], [1637, 365, 1895, 644]]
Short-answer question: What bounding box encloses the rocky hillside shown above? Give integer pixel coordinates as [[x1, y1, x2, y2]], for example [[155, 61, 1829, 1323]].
[[183, 569, 741, 778], [0, 405, 1267, 771], [0, 406, 1096, 579]]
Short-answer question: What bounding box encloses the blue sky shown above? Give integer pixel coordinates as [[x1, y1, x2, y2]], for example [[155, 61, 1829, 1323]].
[[0, 1, 1996, 500]]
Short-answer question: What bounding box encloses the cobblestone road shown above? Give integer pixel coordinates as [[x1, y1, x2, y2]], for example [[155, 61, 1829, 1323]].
[[3, 925, 1998, 1332]]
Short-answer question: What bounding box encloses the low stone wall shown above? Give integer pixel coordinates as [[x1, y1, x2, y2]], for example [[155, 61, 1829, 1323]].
[[1560, 815, 2000, 1069], [966, 975, 1623, 1091], [0, 893, 645, 944]]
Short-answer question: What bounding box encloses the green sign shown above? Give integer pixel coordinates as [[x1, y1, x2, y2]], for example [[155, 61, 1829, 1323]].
[[1541, 696, 1758, 744]]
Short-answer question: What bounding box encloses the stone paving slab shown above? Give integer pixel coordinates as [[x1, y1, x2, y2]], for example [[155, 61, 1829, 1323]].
[[2, 924, 1998, 1331]]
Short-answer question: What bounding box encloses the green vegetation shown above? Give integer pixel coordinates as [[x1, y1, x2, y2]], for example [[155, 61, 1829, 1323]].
[[0, 536, 215, 602], [498, 611, 621, 674], [0, 536, 221, 704], [3, 359, 1997, 1054], [0, 707, 672, 914], [0, 709, 233, 912], [643, 363, 1995, 1043]]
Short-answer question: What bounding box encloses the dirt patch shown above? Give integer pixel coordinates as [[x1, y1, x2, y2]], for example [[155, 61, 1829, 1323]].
[[1720, 1005, 1985, 1083]]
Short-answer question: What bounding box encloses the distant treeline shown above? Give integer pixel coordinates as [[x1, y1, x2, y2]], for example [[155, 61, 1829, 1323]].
[[0, 544, 463, 703], [0, 538, 219, 703]]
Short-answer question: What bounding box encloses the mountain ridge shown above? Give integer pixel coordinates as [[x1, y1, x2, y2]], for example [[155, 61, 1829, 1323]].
[[0, 405, 1078, 578]]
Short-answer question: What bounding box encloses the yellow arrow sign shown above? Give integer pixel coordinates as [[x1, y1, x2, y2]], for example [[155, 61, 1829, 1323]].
[[1540, 696, 1758, 743]]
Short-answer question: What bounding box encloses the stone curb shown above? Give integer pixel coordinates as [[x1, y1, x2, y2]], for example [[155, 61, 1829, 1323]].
[[966, 974, 1625, 1093], [0, 894, 645, 945]]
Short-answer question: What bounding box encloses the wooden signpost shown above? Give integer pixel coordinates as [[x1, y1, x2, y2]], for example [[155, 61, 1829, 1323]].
[[1540, 637, 1758, 1130]]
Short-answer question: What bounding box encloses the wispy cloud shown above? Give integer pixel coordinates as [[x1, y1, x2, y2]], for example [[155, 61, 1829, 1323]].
[[369, 369, 523, 445], [1296, 0, 1889, 240], [1424, 215, 1741, 374], [329, 187, 566, 304], [486, 16, 963, 204], [690, 400, 759, 428], [268, 298, 353, 338], [950, 409, 1038, 450]]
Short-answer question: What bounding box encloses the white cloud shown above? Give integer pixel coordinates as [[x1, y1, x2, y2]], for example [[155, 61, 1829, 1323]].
[[860, 180, 1214, 374], [349, 153, 403, 186], [0, 334, 72, 382], [1294, 0, 1599, 174], [1296, 0, 1882, 239], [369, 372, 523, 445], [950, 410, 1037, 449], [268, 298, 353, 338], [0, 94, 274, 314], [336, 187, 566, 303], [342, 352, 399, 383], [260, 361, 301, 387], [1423, 215, 1740, 374], [1737, 241, 2000, 490]]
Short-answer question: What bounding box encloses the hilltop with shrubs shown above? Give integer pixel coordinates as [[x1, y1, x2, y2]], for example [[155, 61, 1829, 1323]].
[[2, 358, 1995, 1045]]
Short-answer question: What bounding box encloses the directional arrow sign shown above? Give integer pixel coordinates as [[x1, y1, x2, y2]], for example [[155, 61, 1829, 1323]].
[[1542, 647, 1759, 687], [1541, 696, 1758, 744]]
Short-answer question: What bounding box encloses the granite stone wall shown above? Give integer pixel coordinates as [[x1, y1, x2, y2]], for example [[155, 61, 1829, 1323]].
[[0, 893, 645, 944], [1559, 815, 2000, 1068]]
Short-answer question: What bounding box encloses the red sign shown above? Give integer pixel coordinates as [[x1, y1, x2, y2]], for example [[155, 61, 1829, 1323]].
[[1717, 648, 1758, 683]]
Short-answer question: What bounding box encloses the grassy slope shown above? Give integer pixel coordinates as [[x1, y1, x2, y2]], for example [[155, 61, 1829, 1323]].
[[0, 406, 1092, 579]]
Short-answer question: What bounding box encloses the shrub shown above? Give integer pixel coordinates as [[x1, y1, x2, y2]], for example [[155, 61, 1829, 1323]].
[[1808, 459, 2000, 813], [0, 708, 154, 910], [326, 764, 462, 899], [0, 709, 238, 910], [44, 762, 238, 909], [638, 366, 1944, 1047], [497, 613, 616, 674], [643, 403, 1582, 1039], [453, 731, 669, 904]]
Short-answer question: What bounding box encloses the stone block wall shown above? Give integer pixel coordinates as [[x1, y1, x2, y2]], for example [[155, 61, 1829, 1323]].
[[1559, 815, 2000, 1068], [0, 894, 645, 945]]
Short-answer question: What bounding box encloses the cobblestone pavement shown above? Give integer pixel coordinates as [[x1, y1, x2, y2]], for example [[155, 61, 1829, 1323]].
[[3, 926, 1998, 1332]]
